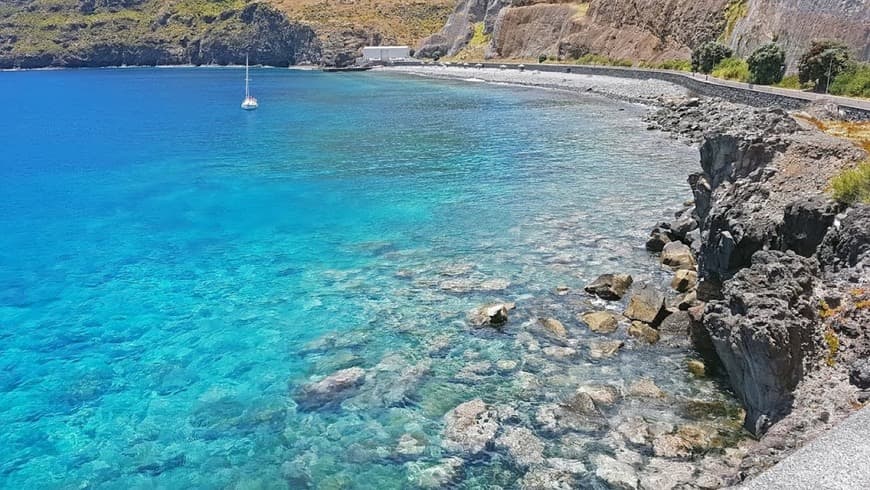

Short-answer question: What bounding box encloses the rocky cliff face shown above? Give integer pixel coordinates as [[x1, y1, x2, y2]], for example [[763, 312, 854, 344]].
[[647, 97, 869, 450], [727, 0, 870, 69], [0, 0, 453, 68], [0, 2, 321, 68], [416, 0, 507, 58], [421, 0, 869, 67], [704, 251, 823, 436], [424, 0, 730, 62]]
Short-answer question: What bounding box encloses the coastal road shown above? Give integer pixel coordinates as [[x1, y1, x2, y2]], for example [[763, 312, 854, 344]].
[[740, 406, 870, 489], [391, 61, 870, 118]]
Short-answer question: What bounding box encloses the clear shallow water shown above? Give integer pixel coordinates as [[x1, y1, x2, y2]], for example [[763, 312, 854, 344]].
[[0, 68, 739, 488]]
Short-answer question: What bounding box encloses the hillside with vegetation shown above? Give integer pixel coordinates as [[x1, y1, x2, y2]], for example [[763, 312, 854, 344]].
[[0, 0, 453, 68], [420, 0, 869, 87], [274, 0, 452, 47]]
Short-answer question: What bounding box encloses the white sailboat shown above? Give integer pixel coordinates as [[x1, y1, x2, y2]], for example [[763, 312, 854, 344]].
[[241, 56, 258, 110]]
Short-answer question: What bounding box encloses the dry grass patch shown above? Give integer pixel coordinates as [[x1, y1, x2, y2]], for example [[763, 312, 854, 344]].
[[273, 0, 454, 45]]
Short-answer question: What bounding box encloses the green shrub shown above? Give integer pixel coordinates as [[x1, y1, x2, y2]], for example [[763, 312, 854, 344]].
[[638, 59, 692, 71], [747, 43, 785, 84], [830, 161, 870, 205], [658, 59, 692, 71], [575, 54, 633, 67], [798, 40, 853, 92], [721, 0, 748, 40], [824, 328, 839, 366], [774, 74, 804, 89], [829, 63, 870, 98], [538, 54, 547, 63], [692, 41, 733, 73], [711, 57, 750, 82]]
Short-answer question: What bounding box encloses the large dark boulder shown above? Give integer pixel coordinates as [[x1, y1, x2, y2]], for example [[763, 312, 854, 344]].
[[704, 251, 823, 436], [778, 196, 841, 258], [818, 204, 870, 273]]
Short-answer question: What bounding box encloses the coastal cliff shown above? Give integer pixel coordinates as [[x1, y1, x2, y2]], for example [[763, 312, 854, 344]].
[[420, 0, 870, 68], [646, 97, 870, 476], [727, 0, 870, 68], [0, 1, 320, 68], [0, 0, 453, 68]]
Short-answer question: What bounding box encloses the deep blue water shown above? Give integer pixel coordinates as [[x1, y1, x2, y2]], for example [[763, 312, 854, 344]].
[[0, 68, 735, 488]]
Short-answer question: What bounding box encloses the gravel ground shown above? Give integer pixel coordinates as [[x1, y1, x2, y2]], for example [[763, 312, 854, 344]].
[[740, 405, 870, 489], [379, 65, 689, 104]]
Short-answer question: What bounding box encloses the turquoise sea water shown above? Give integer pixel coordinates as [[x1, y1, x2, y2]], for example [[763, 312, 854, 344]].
[[0, 68, 737, 488]]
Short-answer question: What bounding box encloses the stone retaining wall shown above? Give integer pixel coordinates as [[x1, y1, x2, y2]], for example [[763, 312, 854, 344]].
[[389, 61, 870, 120]]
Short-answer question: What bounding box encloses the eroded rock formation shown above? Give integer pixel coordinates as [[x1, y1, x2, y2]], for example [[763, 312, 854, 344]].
[[421, 0, 869, 68]]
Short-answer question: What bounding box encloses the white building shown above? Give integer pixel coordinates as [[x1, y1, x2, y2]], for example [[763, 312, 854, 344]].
[[362, 46, 411, 62]]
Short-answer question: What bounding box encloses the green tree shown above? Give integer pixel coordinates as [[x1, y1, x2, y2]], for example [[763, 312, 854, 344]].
[[691, 42, 733, 74], [798, 40, 853, 92], [747, 43, 785, 84]]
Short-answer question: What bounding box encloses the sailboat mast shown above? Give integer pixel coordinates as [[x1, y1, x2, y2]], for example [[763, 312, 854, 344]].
[[245, 55, 250, 98]]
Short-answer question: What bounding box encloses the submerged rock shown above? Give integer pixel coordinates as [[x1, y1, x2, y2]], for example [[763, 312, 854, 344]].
[[407, 457, 463, 489], [592, 454, 639, 490], [520, 466, 575, 490], [468, 302, 515, 328], [346, 359, 430, 409], [639, 459, 696, 490], [576, 384, 622, 408], [651, 434, 692, 459], [441, 399, 499, 455], [616, 416, 653, 445], [628, 379, 666, 399], [543, 346, 578, 359], [547, 457, 588, 475], [624, 284, 668, 327], [496, 426, 545, 467], [455, 360, 494, 382], [536, 392, 606, 434], [652, 425, 715, 459], [589, 340, 624, 359], [515, 331, 541, 352], [539, 317, 568, 338], [294, 367, 366, 410], [581, 311, 618, 334], [585, 273, 634, 300], [395, 433, 427, 457], [440, 277, 510, 293], [496, 359, 518, 372]]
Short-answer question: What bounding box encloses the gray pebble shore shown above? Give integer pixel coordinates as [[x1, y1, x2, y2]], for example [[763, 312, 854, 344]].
[[380, 65, 690, 104]]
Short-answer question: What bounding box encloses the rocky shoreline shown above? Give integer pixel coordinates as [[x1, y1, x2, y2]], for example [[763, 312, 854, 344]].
[[375, 65, 870, 485], [644, 96, 869, 481]]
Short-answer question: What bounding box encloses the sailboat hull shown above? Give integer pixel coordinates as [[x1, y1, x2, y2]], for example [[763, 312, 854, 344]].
[[241, 56, 258, 110]]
